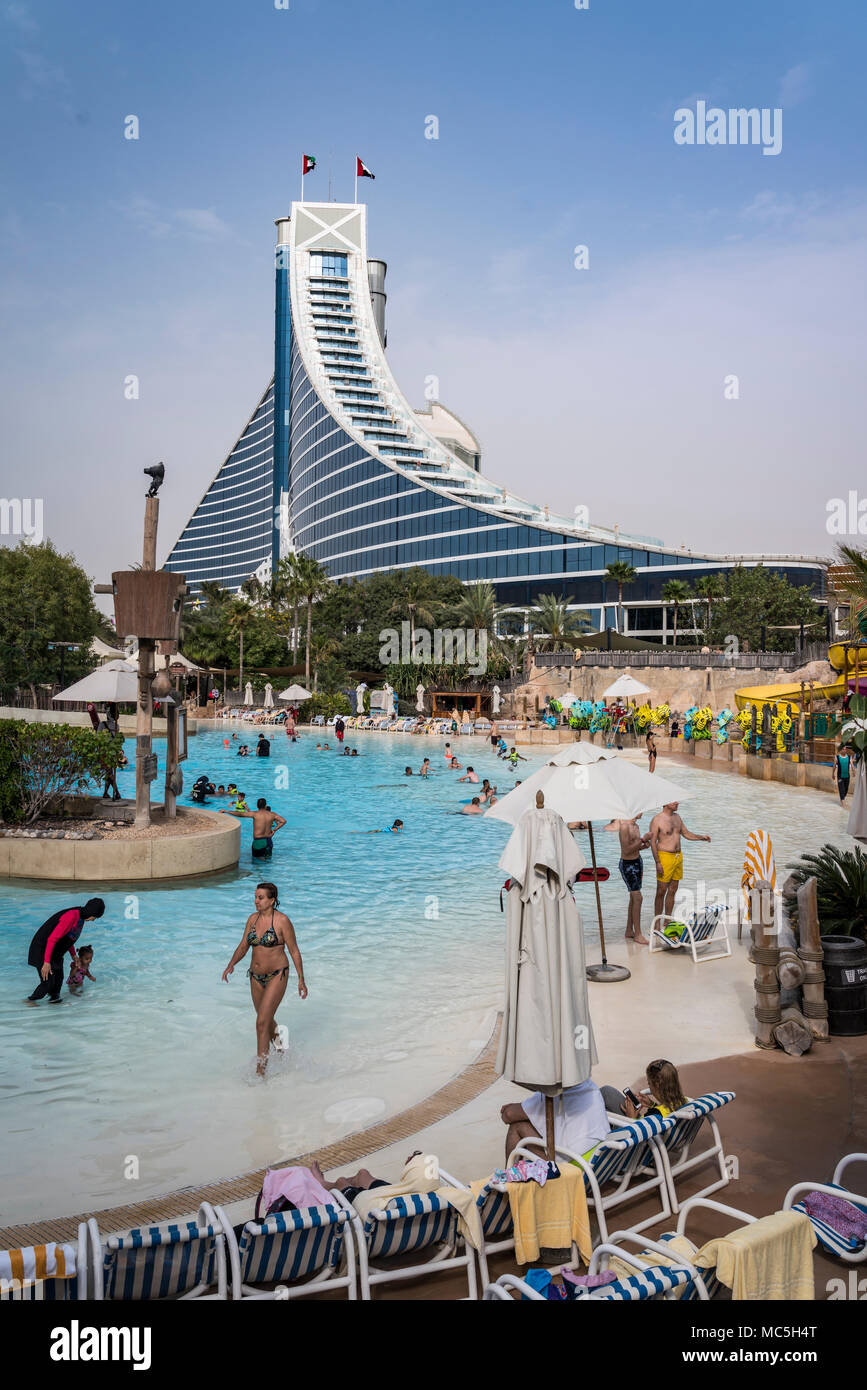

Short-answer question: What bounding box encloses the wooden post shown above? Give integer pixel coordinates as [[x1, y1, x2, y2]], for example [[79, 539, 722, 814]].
[[796, 876, 829, 1041], [544, 1095, 555, 1162], [750, 705, 757, 756], [143, 496, 159, 571], [133, 494, 159, 830], [808, 682, 815, 762], [749, 881, 780, 1049]]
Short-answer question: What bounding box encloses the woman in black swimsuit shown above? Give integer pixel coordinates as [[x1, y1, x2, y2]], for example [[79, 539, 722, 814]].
[[222, 882, 307, 1075]]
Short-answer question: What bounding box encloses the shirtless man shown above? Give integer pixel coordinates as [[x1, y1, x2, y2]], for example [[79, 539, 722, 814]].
[[221, 796, 286, 859], [461, 797, 484, 815], [604, 815, 651, 945], [457, 766, 480, 783], [649, 802, 711, 930]]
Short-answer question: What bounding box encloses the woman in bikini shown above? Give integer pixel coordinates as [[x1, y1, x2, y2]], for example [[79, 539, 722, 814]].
[[222, 882, 307, 1075]]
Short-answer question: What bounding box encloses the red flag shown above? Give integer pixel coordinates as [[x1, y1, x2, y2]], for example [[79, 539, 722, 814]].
[[356, 156, 375, 180]]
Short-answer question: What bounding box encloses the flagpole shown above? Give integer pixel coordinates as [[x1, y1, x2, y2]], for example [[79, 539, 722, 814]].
[[354, 158, 357, 205]]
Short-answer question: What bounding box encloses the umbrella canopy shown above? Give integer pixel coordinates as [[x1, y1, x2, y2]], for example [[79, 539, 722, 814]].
[[847, 767, 867, 844], [601, 672, 651, 699], [278, 683, 312, 701], [263, 683, 274, 709], [244, 681, 254, 705], [89, 636, 126, 663], [485, 744, 691, 826], [53, 659, 138, 704], [495, 804, 597, 1107]]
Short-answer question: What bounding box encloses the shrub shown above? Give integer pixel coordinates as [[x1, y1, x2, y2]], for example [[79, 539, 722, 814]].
[[0, 720, 123, 825], [784, 843, 867, 942]]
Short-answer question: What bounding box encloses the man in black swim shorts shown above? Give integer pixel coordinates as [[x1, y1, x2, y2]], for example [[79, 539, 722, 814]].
[[604, 815, 650, 945]]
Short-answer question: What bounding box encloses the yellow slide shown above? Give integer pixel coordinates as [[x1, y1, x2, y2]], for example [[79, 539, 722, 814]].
[[734, 643, 867, 713]]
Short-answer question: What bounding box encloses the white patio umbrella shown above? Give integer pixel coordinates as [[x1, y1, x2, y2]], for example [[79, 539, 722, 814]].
[[486, 744, 692, 981], [263, 682, 274, 709], [496, 795, 597, 1159], [53, 659, 138, 704], [278, 683, 313, 701], [847, 764, 867, 844], [244, 681, 254, 706], [602, 672, 651, 700]]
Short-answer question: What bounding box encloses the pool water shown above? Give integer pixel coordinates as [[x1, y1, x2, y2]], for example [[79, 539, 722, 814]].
[[0, 728, 853, 1223]]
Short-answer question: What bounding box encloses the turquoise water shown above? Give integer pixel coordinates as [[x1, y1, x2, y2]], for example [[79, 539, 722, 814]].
[[0, 728, 854, 1222]]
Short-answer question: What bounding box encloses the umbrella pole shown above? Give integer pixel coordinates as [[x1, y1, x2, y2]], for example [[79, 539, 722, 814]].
[[544, 1096, 555, 1163], [585, 820, 631, 983]]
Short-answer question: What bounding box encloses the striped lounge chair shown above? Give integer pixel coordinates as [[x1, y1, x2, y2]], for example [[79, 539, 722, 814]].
[[0, 1230, 87, 1300], [654, 1091, 736, 1211], [648, 903, 731, 963], [783, 1154, 867, 1264], [334, 1182, 478, 1301], [471, 1181, 517, 1289], [230, 1202, 357, 1298], [483, 1258, 693, 1301], [598, 1195, 765, 1300], [511, 1111, 679, 1243], [89, 1203, 234, 1300]]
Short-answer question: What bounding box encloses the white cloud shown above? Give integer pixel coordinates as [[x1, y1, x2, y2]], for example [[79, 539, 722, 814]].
[[120, 198, 232, 242], [4, 2, 38, 37], [175, 208, 232, 241]]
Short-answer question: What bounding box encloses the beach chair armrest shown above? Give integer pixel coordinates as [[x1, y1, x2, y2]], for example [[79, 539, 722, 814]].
[[783, 1180, 867, 1211], [675, 1195, 757, 1238], [437, 1168, 467, 1190], [484, 1274, 545, 1301], [833, 1154, 867, 1188]]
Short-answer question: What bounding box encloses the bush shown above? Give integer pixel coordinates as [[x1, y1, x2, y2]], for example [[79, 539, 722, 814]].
[[784, 843, 867, 942], [302, 692, 352, 720], [0, 720, 123, 825]]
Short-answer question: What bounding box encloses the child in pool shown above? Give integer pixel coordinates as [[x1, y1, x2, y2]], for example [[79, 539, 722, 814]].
[[68, 945, 96, 993]]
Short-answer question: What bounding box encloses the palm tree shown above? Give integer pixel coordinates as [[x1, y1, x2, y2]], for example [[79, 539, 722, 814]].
[[837, 544, 867, 640], [294, 554, 332, 682], [530, 593, 592, 651], [309, 634, 338, 692], [274, 555, 304, 661], [389, 571, 441, 643], [694, 573, 726, 644], [227, 599, 255, 693], [605, 562, 637, 635], [662, 579, 693, 648], [456, 581, 497, 634]]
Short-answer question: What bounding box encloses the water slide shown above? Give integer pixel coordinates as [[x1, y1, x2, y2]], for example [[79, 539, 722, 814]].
[[734, 643, 867, 711]]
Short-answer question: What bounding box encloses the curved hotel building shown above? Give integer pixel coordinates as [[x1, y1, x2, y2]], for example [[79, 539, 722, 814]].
[[166, 202, 826, 639]]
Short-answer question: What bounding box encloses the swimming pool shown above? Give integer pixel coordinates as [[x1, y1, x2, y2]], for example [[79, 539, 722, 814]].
[[0, 728, 853, 1223]]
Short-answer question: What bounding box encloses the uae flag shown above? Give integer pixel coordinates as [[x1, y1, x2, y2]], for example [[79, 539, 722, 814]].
[[356, 155, 375, 180], [302, 154, 316, 175]]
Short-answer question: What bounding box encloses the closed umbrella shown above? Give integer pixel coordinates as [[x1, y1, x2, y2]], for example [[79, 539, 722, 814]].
[[848, 763, 867, 844], [244, 681, 254, 706], [264, 683, 274, 709], [53, 659, 138, 704], [496, 794, 597, 1159], [486, 745, 691, 982]]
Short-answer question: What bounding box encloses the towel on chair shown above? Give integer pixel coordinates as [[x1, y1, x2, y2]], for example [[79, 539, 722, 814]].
[[0, 1242, 76, 1288], [695, 1210, 816, 1300], [352, 1153, 483, 1250], [607, 1233, 699, 1296], [506, 1162, 592, 1265]]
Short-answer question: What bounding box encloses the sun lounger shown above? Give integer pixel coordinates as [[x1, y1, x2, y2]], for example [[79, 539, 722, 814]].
[[312, 714, 325, 727], [226, 1201, 358, 1299], [783, 1154, 867, 1264], [459, 722, 474, 735], [483, 1254, 693, 1301], [333, 1179, 478, 1301], [511, 1111, 679, 1242], [653, 1091, 736, 1212], [648, 903, 731, 963], [88, 1204, 235, 1300], [0, 1229, 87, 1300]]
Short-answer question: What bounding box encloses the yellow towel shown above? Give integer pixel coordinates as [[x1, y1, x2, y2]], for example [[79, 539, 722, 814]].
[[351, 1153, 483, 1251], [695, 1210, 816, 1300], [507, 1163, 592, 1265]]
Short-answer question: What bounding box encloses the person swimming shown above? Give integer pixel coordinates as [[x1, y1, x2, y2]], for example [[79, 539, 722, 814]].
[[461, 797, 483, 815], [405, 767, 413, 776], [365, 819, 403, 834], [457, 766, 479, 783], [419, 758, 431, 776]]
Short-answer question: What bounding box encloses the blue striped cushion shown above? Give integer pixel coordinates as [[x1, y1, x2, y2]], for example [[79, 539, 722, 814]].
[[588, 1113, 676, 1189], [104, 1222, 217, 1299], [239, 1206, 346, 1284], [688, 906, 724, 942], [364, 1193, 455, 1259], [592, 1265, 690, 1301], [476, 1186, 513, 1240], [1, 1276, 78, 1301], [661, 1091, 735, 1154], [791, 1187, 866, 1256]]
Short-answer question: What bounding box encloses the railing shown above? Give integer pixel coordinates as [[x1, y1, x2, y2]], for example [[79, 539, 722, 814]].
[[529, 644, 829, 671]]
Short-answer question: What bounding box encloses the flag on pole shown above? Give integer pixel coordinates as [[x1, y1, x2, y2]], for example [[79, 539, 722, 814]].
[[356, 156, 375, 180], [302, 154, 316, 175]]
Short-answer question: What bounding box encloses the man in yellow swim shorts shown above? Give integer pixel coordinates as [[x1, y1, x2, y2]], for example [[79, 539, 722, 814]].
[[649, 802, 711, 934]]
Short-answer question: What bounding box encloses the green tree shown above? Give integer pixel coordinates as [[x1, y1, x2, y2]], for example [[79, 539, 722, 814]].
[[388, 570, 442, 643], [294, 554, 332, 682], [694, 573, 726, 643], [605, 561, 637, 635], [662, 579, 693, 648], [836, 544, 867, 640], [0, 541, 106, 701], [530, 594, 591, 650], [227, 599, 255, 692], [706, 566, 819, 652]]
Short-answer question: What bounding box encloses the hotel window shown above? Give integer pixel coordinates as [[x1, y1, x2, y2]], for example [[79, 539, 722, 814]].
[[310, 252, 348, 278]]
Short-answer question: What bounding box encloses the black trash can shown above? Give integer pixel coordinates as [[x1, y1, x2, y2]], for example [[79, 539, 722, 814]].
[[822, 935, 867, 1036]]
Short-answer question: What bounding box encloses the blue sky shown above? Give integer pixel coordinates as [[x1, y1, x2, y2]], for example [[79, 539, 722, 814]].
[[2, 0, 865, 579]]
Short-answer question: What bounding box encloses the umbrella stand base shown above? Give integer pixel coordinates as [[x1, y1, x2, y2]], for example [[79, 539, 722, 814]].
[[586, 961, 631, 982]]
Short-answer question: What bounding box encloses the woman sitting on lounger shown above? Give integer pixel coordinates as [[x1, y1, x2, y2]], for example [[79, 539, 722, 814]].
[[601, 1058, 689, 1120], [222, 882, 307, 1077]]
